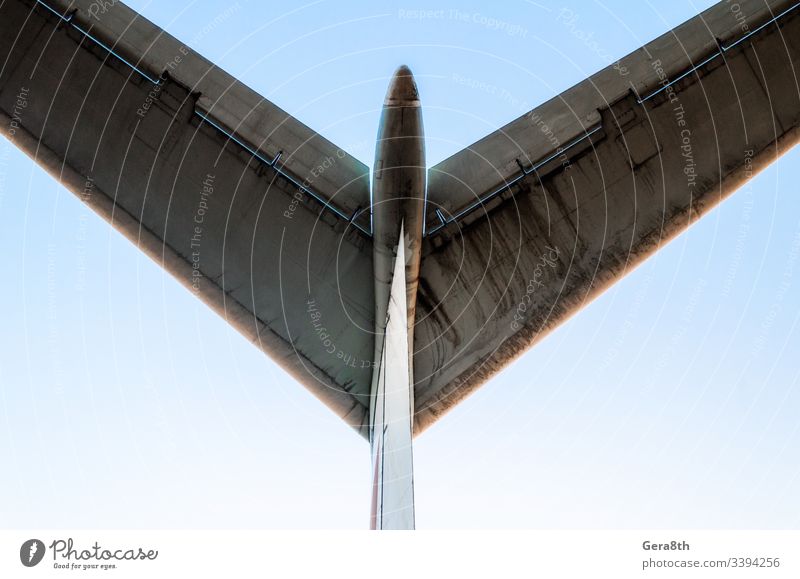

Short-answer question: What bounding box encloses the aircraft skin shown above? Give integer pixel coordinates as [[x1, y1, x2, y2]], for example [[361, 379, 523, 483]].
[[372, 65, 426, 362], [2, 0, 799, 530], [369, 66, 425, 529]]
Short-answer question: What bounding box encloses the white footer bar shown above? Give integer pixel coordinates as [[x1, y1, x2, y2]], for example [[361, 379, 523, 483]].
[[2, 530, 798, 578]]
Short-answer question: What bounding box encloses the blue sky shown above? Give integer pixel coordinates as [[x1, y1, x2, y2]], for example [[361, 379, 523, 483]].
[[2, 0, 800, 528]]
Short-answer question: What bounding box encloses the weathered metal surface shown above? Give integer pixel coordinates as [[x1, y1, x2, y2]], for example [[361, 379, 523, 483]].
[[370, 224, 416, 530], [3, 0, 799, 447], [413, 0, 800, 433], [425, 0, 796, 233], [43, 0, 372, 225], [372, 65, 426, 352], [0, 0, 375, 435], [369, 67, 425, 529]]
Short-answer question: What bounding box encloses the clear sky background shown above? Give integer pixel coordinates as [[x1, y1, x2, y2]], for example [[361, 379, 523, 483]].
[[2, 0, 800, 529]]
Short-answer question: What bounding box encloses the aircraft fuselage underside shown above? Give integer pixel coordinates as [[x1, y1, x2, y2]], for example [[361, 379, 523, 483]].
[[369, 66, 425, 530]]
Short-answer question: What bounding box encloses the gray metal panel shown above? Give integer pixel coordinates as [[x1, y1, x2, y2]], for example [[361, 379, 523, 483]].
[[370, 225, 415, 530], [48, 0, 371, 224], [414, 0, 800, 434], [425, 0, 794, 233], [0, 0, 374, 436]]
